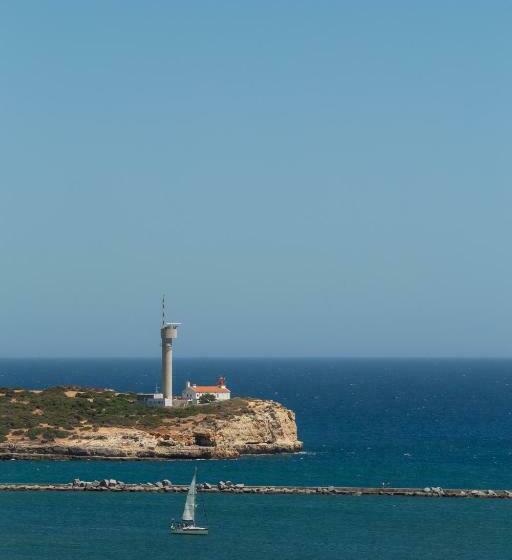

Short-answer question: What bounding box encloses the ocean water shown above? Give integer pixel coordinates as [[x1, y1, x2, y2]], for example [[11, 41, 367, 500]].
[[1, 357, 512, 558]]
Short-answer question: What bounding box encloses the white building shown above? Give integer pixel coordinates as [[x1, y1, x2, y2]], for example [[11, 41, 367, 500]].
[[182, 377, 231, 404], [137, 393, 173, 407]]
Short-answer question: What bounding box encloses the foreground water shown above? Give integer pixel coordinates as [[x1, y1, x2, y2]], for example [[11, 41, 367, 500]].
[[3, 492, 512, 560], [2, 358, 512, 558]]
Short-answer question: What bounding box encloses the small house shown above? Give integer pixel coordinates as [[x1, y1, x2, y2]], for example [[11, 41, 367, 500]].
[[182, 377, 231, 404]]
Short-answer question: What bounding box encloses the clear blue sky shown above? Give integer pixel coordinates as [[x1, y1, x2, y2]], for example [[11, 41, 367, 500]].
[[1, 1, 511, 357]]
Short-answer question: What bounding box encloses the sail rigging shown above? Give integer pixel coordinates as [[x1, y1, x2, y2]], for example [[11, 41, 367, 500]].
[[182, 470, 196, 522]]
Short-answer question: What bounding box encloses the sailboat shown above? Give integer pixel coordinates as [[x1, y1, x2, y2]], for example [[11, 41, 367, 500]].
[[170, 468, 209, 535]]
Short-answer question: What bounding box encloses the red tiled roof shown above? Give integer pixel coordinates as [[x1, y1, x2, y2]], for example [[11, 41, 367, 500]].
[[189, 386, 230, 394]]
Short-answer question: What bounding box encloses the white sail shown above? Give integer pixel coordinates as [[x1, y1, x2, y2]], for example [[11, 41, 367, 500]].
[[182, 471, 196, 522]]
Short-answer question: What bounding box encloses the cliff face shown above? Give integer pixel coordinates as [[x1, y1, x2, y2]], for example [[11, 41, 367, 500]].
[[0, 399, 302, 460]]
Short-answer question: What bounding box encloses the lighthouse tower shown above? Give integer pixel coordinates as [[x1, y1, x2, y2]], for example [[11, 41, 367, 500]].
[[160, 296, 180, 407]]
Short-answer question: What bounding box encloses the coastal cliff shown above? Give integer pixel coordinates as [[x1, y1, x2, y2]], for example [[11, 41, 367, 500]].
[[0, 387, 302, 459]]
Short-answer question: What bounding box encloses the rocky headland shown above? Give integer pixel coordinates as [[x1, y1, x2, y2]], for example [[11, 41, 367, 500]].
[[0, 387, 302, 460]]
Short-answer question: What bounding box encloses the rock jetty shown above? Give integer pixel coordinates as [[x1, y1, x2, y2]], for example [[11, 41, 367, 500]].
[[0, 480, 511, 499]]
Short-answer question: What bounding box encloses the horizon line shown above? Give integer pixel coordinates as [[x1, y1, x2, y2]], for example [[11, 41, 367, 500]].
[[2, 356, 512, 360]]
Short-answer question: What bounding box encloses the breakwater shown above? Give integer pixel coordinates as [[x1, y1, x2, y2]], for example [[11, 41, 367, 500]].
[[1, 479, 512, 498]]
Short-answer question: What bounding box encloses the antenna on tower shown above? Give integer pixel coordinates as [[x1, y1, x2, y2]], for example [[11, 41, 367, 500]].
[[162, 294, 166, 327]]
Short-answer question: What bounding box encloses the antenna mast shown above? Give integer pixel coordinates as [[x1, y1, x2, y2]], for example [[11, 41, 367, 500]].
[[162, 294, 166, 327]]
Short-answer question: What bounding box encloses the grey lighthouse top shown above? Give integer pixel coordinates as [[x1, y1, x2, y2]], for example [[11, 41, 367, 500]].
[[161, 322, 180, 341]]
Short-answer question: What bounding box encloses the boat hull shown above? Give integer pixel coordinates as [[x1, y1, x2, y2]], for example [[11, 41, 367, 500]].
[[171, 526, 208, 535]]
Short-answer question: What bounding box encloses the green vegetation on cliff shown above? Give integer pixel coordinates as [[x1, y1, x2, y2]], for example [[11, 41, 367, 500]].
[[0, 387, 251, 443]]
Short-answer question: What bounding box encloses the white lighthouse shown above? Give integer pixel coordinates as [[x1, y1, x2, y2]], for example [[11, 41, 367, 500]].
[[137, 296, 180, 408], [159, 294, 180, 407], [161, 320, 179, 405]]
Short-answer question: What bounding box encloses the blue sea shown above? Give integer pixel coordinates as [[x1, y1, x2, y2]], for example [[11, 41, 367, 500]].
[[1, 358, 512, 559]]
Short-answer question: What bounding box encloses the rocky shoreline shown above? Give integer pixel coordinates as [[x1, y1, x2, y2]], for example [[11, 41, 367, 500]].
[[0, 444, 300, 461], [1, 479, 511, 499]]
